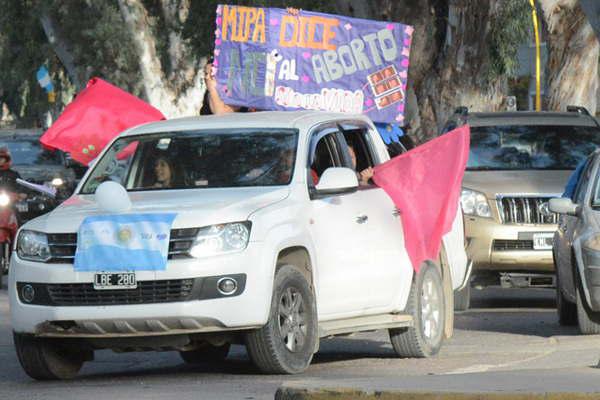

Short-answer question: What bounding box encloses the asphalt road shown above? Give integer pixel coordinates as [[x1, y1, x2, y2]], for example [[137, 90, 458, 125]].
[[2, 287, 600, 400]]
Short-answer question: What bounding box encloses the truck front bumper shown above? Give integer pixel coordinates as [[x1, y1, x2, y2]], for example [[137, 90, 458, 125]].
[[9, 242, 273, 337]]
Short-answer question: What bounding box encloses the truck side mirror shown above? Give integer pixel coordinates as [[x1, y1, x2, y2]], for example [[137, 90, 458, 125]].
[[311, 167, 358, 199], [549, 197, 580, 217]]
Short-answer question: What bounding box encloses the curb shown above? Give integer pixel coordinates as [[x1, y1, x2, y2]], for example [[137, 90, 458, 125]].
[[274, 387, 600, 400]]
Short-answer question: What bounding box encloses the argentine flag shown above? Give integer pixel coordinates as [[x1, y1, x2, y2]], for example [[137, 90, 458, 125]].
[[36, 66, 54, 93], [74, 213, 177, 272]]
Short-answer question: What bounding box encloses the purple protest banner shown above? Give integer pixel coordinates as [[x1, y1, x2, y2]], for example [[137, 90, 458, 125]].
[[212, 5, 413, 124]]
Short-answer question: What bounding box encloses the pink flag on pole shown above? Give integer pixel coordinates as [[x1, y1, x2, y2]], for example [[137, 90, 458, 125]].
[[40, 78, 165, 166], [373, 126, 470, 272]]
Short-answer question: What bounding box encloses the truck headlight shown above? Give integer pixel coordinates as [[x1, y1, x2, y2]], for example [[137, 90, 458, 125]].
[[189, 222, 251, 258], [17, 230, 51, 262], [461, 188, 491, 218], [584, 234, 600, 252]]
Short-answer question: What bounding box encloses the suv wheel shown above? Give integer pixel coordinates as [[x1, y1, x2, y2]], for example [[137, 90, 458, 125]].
[[179, 343, 230, 364], [245, 265, 317, 374], [556, 271, 576, 326], [389, 262, 445, 358], [14, 333, 89, 380]]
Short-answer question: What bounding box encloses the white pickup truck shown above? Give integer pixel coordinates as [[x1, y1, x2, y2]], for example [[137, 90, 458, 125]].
[[9, 111, 469, 379]]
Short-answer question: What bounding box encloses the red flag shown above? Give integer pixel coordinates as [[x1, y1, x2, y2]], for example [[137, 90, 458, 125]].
[[373, 125, 470, 272], [40, 78, 165, 165]]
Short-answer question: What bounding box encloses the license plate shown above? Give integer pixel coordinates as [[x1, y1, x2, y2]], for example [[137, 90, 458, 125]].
[[16, 202, 28, 212], [533, 232, 554, 250], [93, 272, 137, 290]]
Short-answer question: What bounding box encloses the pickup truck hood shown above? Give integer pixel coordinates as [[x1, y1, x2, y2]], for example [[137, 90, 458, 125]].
[[463, 170, 572, 199], [24, 187, 290, 233]]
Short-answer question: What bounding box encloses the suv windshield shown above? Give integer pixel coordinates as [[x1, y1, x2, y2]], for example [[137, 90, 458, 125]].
[[80, 129, 298, 194], [468, 125, 600, 170], [0, 139, 62, 166]]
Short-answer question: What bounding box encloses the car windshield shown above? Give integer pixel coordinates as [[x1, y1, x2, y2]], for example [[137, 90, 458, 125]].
[[0, 139, 62, 166], [80, 128, 299, 194], [468, 125, 600, 171]]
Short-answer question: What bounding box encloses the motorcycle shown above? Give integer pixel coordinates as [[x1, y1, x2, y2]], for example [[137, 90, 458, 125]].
[[0, 191, 18, 286], [0, 180, 56, 288]]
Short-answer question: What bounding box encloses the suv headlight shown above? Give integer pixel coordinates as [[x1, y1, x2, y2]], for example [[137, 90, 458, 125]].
[[189, 222, 251, 258], [17, 230, 51, 262], [461, 188, 492, 218]]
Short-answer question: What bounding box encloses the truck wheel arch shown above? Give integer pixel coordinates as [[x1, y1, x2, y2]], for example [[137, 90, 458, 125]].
[[276, 246, 314, 289]]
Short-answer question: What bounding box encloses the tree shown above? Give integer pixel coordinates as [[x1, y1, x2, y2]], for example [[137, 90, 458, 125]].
[[539, 0, 599, 113]]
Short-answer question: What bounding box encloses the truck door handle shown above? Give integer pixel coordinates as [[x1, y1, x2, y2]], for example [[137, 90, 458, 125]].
[[356, 215, 368, 224]]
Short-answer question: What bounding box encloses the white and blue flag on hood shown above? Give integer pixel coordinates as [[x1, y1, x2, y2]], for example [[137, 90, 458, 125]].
[[74, 213, 177, 272]]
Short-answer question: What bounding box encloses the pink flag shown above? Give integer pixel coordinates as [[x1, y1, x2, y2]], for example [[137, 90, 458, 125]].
[[373, 126, 470, 272], [40, 78, 165, 165]]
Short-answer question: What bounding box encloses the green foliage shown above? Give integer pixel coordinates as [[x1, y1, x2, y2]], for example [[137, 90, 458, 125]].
[[0, 0, 54, 126], [488, 0, 531, 80]]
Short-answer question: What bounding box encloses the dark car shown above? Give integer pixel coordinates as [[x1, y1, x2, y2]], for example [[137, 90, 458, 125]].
[[550, 150, 600, 334], [0, 129, 76, 222]]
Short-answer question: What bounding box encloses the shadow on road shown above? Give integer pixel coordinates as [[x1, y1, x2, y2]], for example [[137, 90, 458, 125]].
[[455, 287, 581, 338]]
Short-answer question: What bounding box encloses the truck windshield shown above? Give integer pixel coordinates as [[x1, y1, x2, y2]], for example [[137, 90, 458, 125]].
[[468, 125, 600, 171], [80, 128, 298, 194], [0, 139, 62, 166]]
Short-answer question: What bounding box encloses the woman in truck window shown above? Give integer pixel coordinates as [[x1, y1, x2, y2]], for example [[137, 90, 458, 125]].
[[153, 156, 178, 188]]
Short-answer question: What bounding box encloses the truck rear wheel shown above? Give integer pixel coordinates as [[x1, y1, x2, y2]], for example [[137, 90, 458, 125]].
[[389, 262, 445, 358], [179, 343, 230, 364], [453, 281, 470, 311], [245, 265, 317, 374], [14, 333, 89, 380]]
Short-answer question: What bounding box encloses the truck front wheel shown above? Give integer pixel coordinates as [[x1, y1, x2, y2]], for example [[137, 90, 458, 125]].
[[245, 265, 318, 374], [389, 262, 445, 358], [14, 333, 89, 380]]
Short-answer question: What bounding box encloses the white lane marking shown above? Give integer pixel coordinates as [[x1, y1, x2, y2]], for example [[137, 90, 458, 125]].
[[443, 346, 557, 375]]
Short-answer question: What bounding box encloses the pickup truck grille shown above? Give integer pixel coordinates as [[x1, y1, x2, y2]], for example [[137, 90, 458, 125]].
[[45, 279, 195, 306], [492, 239, 534, 251], [46, 228, 199, 264], [497, 196, 558, 225]]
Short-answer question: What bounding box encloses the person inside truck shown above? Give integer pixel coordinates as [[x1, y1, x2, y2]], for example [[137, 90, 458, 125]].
[[152, 155, 181, 189], [347, 143, 374, 186]]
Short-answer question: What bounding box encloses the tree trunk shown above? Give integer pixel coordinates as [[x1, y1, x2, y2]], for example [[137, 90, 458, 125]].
[[540, 0, 599, 114], [39, 10, 84, 90], [117, 0, 205, 117], [411, 0, 507, 142]]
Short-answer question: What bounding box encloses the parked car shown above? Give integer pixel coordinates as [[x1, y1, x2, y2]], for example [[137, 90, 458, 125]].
[[9, 111, 469, 379], [550, 150, 600, 333], [441, 106, 600, 310]]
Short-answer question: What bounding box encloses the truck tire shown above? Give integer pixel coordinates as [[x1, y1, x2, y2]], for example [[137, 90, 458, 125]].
[[576, 288, 600, 334], [453, 282, 470, 312], [389, 262, 445, 358], [179, 343, 230, 364], [556, 271, 576, 326], [246, 265, 317, 374], [13, 333, 87, 380]]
